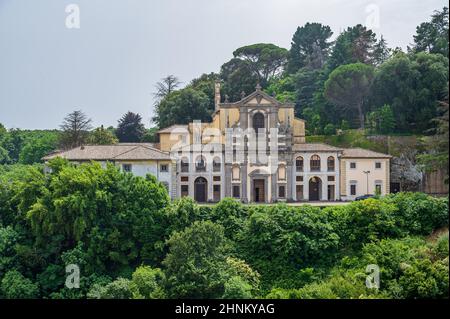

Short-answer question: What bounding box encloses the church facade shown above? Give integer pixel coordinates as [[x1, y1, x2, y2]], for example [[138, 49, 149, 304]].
[[45, 83, 392, 203], [156, 83, 392, 203]]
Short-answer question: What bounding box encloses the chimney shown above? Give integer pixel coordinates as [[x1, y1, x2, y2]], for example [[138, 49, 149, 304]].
[[214, 80, 221, 111]]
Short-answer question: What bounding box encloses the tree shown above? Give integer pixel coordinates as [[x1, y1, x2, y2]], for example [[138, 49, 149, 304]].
[[222, 276, 253, 299], [220, 58, 259, 102], [329, 24, 380, 69], [87, 125, 118, 145], [116, 112, 146, 142], [324, 63, 375, 128], [378, 104, 396, 134], [26, 161, 170, 276], [130, 266, 166, 299], [19, 133, 58, 164], [367, 104, 395, 134], [417, 87, 449, 182], [154, 88, 212, 128], [141, 127, 159, 143], [371, 52, 449, 132], [163, 221, 230, 298], [153, 75, 182, 105], [1, 270, 39, 299], [90, 278, 132, 299], [288, 22, 333, 73], [220, 43, 288, 100], [372, 35, 391, 66], [323, 124, 336, 135], [59, 110, 92, 149], [413, 7, 449, 57], [232, 44, 289, 86], [0, 146, 10, 164]]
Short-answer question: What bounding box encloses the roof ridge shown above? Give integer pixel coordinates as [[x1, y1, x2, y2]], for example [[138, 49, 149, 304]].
[[139, 144, 170, 155], [111, 145, 140, 159]]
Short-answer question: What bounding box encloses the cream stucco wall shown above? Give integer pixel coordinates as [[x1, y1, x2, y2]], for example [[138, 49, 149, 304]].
[[340, 158, 390, 200]]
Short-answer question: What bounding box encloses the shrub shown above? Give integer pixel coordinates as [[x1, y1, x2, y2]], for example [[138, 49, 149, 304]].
[[130, 266, 166, 299], [1, 270, 39, 299]]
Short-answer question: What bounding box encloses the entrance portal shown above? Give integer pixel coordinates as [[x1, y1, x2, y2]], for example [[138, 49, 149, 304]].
[[309, 177, 322, 201], [327, 185, 335, 201], [194, 177, 207, 202], [253, 179, 265, 203]]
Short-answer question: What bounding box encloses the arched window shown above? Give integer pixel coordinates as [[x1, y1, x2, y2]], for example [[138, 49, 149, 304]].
[[213, 157, 221, 172], [195, 156, 206, 172], [180, 157, 189, 172], [310, 155, 321, 171], [296, 156, 304, 172], [253, 113, 265, 132], [327, 156, 335, 171]]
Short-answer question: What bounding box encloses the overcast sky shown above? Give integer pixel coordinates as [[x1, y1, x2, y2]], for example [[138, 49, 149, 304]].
[[0, 0, 447, 129]]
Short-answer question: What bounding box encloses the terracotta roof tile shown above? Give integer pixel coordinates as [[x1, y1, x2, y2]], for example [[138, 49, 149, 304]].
[[43, 144, 170, 161], [342, 148, 392, 158]]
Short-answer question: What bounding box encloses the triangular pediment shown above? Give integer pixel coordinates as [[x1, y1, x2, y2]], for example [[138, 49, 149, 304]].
[[245, 95, 273, 106], [240, 89, 281, 107]]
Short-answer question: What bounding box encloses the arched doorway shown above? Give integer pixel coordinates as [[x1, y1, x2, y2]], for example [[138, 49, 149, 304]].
[[253, 112, 265, 132], [194, 177, 208, 202], [309, 177, 322, 201]]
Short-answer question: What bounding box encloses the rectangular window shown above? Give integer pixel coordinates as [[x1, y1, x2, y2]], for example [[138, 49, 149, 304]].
[[213, 176, 221, 182], [375, 162, 382, 169], [278, 186, 286, 198], [160, 164, 168, 172], [181, 176, 189, 182], [375, 184, 382, 194], [181, 185, 189, 197], [350, 162, 356, 169], [296, 176, 303, 182], [296, 185, 304, 200], [327, 176, 335, 182], [350, 184, 357, 195], [232, 185, 240, 198], [213, 185, 221, 202], [122, 164, 132, 172]]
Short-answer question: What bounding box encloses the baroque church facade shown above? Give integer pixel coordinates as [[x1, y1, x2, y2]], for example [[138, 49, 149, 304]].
[[45, 83, 391, 203], [156, 83, 392, 203]]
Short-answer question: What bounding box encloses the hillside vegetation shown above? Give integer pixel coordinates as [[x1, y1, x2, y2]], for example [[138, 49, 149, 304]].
[[0, 161, 448, 299]]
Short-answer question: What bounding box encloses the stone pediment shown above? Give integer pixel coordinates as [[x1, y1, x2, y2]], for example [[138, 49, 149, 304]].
[[241, 89, 280, 107]]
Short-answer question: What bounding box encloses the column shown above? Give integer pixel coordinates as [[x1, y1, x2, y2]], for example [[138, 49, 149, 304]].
[[241, 163, 248, 203], [286, 163, 293, 202], [224, 164, 232, 197]]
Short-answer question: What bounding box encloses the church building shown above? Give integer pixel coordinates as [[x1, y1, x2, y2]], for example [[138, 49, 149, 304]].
[[44, 83, 391, 203]]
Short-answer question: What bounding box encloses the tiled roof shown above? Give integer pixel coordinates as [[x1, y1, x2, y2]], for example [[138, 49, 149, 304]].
[[342, 148, 392, 158], [43, 144, 171, 161], [293, 143, 343, 152]]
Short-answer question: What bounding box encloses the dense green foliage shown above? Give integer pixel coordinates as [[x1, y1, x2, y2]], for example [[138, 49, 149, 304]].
[[0, 161, 448, 299], [116, 111, 146, 143], [152, 7, 448, 137]]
